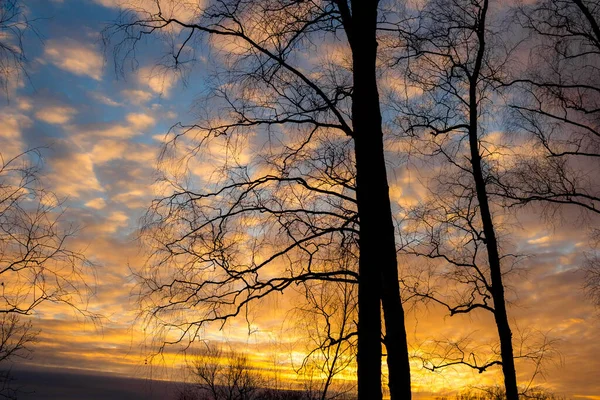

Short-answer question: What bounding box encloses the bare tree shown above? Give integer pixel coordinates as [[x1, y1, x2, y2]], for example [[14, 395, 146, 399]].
[[0, 0, 34, 96], [0, 150, 92, 315], [584, 231, 600, 306], [138, 134, 360, 358], [293, 278, 357, 400], [2, 2, 94, 394], [179, 342, 355, 400], [182, 344, 262, 400], [435, 385, 566, 400], [0, 314, 36, 399], [508, 0, 600, 170], [392, 0, 522, 397], [105, 1, 412, 398], [0, 149, 94, 394], [401, 182, 554, 393], [493, 0, 600, 305]]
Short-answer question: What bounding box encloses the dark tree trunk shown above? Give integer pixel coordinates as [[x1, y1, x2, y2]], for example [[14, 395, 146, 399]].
[[468, 122, 519, 400], [348, 1, 412, 399], [468, 2, 518, 396]]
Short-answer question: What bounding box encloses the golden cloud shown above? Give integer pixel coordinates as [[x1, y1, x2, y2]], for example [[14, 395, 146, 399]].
[[43, 39, 104, 81], [35, 105, 78, 125]]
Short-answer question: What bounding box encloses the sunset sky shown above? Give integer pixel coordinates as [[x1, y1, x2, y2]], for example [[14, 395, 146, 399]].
[[1, 0, 600, 398]]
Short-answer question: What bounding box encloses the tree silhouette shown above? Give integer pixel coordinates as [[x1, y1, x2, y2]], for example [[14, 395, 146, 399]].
[[184, 345, 262, 400], [494, 0, 600, 306], [106, 1, 412, 398], [393, 0, 521, 397], [0, 149, 94, 395], [293, 278, 357, 399], [0, 0, 35, 96]]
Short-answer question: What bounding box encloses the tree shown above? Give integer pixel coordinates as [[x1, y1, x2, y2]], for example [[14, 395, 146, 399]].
[[491, 0, 600, 305], [178, 344, 342, 400], [0, 314, 37, 399], [0, 150, 91, 315], [106, 1, 412, 398], [1, 0, 94, 393], [138, 125, 362, 371], [0, 0, 34, 96], [435, 385, 566, 400], [183, 345, 262, 400], [293, 278, 357, 400], [0, 149, 93, 394], [393, 0, 521, 397], [584, 230, 600, 306], [494, 0, 600, 210]]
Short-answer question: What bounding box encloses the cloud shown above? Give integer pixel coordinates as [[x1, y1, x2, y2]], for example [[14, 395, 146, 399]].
[[126, 113, 155, 130], [381, 71, 424, 100], [121, 89, 153, 105], [91, 0, 120, 6], [90, 140, 128, 164], [17, 99, 32, 111], [48, 149, 103, 198], [137, 66, 179, 96], [0, 112, 30, 159], [85, 197, 107, 210], [93, 0, 203, 24], [74, 112, 156, 140], [101, 211, 130, 233], [35, 105, 78, 125], [43, 39, 103, 81], [90, 92, 122, 107], [112, 189, 147, 209]]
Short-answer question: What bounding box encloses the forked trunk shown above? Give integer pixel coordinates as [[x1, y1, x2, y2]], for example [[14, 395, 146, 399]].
[[349, 1, 412, 399]]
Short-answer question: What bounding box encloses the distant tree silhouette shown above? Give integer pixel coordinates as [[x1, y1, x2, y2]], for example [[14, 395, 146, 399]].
[[293, 278, 357, 400], [178, 344, 349, 400], [105, 1, 412, 398], [183, 345, 262, 400], [0, 314, 36, 399], [435, 385, 566, 400]]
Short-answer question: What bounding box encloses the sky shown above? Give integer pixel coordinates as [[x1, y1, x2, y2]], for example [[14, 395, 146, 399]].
[[1, 0, 600, 398]]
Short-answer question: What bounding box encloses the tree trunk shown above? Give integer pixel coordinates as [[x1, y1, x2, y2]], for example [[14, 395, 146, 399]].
[[468, 2, 519, 393], [469, 131, 519, 400], [349, 1, 412, 399], [468, 129, 519, 400]]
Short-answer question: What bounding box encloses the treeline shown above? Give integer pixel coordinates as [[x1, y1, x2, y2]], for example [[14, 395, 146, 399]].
[[175, 345, 355, 400]]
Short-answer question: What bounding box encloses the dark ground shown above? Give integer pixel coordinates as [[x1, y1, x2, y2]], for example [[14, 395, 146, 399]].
[[6, 367, 181, 399]]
